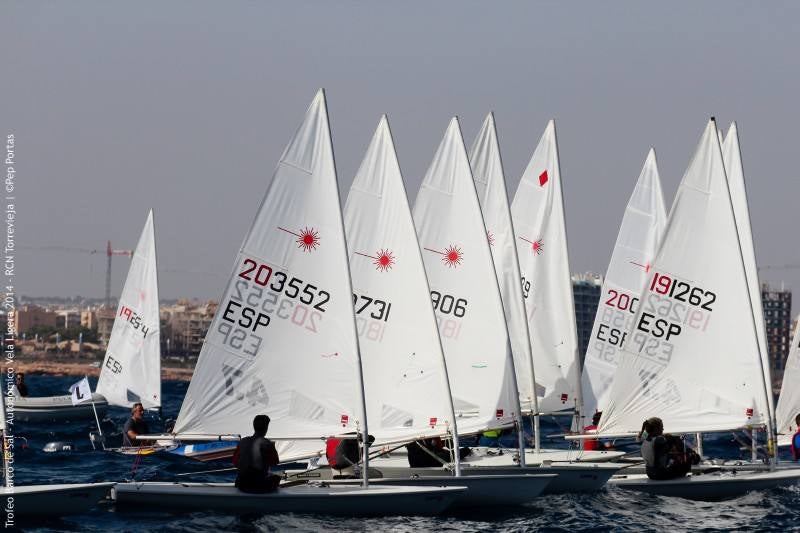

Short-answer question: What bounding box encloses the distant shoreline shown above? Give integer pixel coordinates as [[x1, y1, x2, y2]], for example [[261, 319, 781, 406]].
[[7, 358, 194, 382]]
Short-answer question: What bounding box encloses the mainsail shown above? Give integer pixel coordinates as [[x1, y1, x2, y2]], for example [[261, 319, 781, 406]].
[[413, 117, 519, 436], [510, 120, 581, 415], [97, 210, 161, 409], [344, 116, 456, 445], [469, 113, 540, 414], [597, 120, 770, 436], [174, 90, 364, 462], [580, 149, 667, 419]]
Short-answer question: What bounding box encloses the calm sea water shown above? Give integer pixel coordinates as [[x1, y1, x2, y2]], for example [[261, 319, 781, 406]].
[[12, 375, 800, 532]]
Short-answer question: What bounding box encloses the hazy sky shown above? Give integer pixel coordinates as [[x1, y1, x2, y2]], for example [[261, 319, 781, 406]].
[[3, 1, 800, 304]]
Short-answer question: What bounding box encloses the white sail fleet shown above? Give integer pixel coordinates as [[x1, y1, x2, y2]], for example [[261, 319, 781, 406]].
[[11, 90, 800, 516]]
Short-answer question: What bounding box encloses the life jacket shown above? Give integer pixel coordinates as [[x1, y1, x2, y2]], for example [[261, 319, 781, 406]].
[[326, 437, 360, 470], [582, 424, 599, 451], [325, 438, 342, 468]]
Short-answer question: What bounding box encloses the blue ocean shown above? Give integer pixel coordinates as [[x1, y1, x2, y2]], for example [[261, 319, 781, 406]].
[[12, 375, 800, 532]]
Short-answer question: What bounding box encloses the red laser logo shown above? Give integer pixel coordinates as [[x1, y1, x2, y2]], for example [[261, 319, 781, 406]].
[[629, 261, 652, 273], [425, 244, 463, 268], [278, 226, 320, 252], [355, 249, 396, 272], [519, 236, 544, 255]]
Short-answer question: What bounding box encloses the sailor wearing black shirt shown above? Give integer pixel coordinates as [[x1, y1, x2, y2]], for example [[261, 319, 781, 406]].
[[234, 415, 281, 493], [123, 402, 150, 447]]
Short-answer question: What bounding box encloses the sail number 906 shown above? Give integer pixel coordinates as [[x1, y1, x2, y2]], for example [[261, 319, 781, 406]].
[[431, 291, 467, 317]]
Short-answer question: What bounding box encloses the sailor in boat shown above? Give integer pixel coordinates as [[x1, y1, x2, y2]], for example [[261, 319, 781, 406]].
[[406, 437, 469, 468], [14, 373, 28, 397], [639, 417, 699, 480], [232, 415, 280, 493], [325, 432, 375, 476], [791, 414, 800, 461], [122, 402, 150, 447], [583, 411, 602, 451], [583, 411, 615, 451]]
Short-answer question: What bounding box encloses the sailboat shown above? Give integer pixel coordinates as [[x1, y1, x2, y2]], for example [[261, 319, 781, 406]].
[[97, 209, 161, 412], [354, 117, 619, 494], [320, 115, 554, 506], [776, 315, 800, 448], [468, 112, 624, 464], [13, 211, 161, 424], [0, 367, 114, 517], [113, 90, 465, 515], [510, 120, 583, 423], [581, 149, 667, 421], [594, 119, 800, 499]]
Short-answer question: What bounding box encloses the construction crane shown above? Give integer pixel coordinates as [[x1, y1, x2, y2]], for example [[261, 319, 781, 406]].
[[105, 241, 134, 307], [20, 242, 133, 307]]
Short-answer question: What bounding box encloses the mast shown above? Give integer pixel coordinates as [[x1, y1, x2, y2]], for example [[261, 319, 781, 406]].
[[721, 120, 777, 465], [322, 89, 370, 487], [151, 209, 162, 409], [485, 112, 537, 458], [550, 120, 584, 428]]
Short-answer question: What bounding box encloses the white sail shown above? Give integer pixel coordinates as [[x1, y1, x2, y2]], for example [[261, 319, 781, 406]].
[[597, 120, 770, 436], [580, 149, 667, 419], [174, 90, 364, 462], [510, 120, 581, 414], [777, 317, 800, 446], [97, 210, 161, 409], [413, 117, 519, 436], [721, 122, 776, 436], [469, 113, 540, 413], [344, 116, 456, 445]]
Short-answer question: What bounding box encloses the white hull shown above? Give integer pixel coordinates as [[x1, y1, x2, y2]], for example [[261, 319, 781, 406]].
[[293, 460, 622, 494], [462, 463, 621, 494], [113, 482, 465, 516], [327, 474, 556, 507], [469, 447, 626, 464], [4, 482, 114, 516], [610, 468, 800, 500], [8, 393, 108, 423]]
